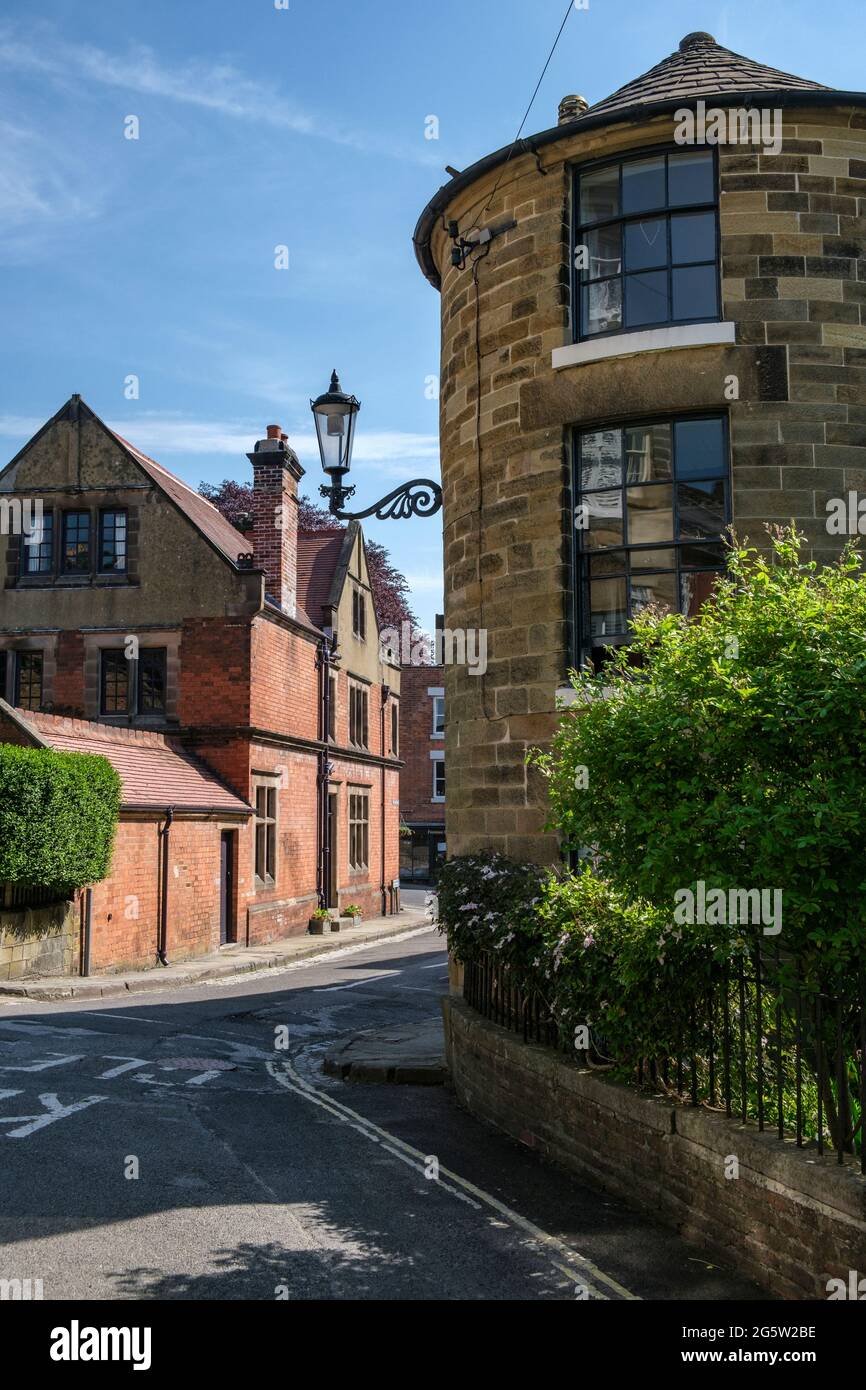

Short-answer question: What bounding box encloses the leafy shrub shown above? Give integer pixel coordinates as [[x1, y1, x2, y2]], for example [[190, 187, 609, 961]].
[[531, 529, 866, 982], [0, 745, 121, 896]]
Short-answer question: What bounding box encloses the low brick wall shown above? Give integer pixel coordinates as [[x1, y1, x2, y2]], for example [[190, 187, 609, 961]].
[[443, 995, 866, 1300], [0, 900, 78, 980]]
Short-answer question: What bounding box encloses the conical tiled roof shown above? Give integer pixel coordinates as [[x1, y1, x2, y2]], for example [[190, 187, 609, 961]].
[[588, 31, 829, 119]]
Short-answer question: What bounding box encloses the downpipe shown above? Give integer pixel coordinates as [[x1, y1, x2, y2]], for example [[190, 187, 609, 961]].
[[157, 806, 174, 966]]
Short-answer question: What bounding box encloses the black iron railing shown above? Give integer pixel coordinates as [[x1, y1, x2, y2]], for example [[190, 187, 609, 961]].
[[0, 881, 67, 910], [462, 946, 866, 1174]]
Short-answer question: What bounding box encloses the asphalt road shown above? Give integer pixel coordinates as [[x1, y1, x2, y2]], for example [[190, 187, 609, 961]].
[[0, 926, 765, 1301]]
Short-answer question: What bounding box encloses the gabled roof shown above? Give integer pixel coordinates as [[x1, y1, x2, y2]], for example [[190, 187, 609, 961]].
[[587, 31, 828, 120], [111, 429, 251, 571], [297, 531, 346, 626], [0, 702, 251, 815]]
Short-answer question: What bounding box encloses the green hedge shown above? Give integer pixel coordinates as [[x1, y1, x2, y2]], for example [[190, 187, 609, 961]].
[[0, 745, 122, 896]]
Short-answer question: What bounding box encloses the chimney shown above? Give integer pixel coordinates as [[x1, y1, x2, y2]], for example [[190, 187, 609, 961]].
[[247, 426, 305, 618], [558, 94, 588, 124]]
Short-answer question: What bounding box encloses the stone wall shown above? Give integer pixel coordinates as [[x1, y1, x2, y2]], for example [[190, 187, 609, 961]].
[[443, 995, 866, 1299], [0, 898, 78, 980], [427, 104, 866, 862]]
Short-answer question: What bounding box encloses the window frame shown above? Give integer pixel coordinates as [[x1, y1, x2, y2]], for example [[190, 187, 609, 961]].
[[21, 508, 54, 576], [137, 648, 167, 715], [391, 701, 399, 757], [571, 145, 721, 345], [352, 586, 367, 641], [253, 781, 279, 886], [98, 509, 128, 574], [14, 651, 44, 711], [348, 788, 370, 871], [571, 412, 731, 671], [431, 694, 445, 737], [348, 679, 369, 749], [100, 650, 131, 715], [432, 756, 445, 803], [61, 510, 92, 574]]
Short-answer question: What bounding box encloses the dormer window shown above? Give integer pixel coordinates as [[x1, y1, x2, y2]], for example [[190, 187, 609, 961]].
[[352, 586, 367, 640], [573, 149, 719, 341]]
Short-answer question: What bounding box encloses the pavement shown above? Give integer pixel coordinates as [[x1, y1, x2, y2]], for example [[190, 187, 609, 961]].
[[0, 897, 434, 1001], [0, 924, 768, 1301], [323, 1017, 446, 1085]]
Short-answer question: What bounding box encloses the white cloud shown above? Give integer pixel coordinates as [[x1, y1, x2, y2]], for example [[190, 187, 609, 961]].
[[0, 411, 439, 480], [0, 119, 99, 246], [0, 27, 439, 165]]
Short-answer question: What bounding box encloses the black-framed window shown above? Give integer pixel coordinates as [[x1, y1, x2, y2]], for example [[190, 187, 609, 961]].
[[349, 681, 369, 748], [433, 759, 445, 801], [22, 510, 54, 575], [15, 652, 43, 710], [138, 649, 167, 713], [348, 790, 370, 871], [99, 647, 166, 716], [328, 673, 337, 741], [391, 702, 399, 757], [573, 149, 719, 341], [574, 414, 730, 672], [352, 587, 367, 640], [99, 510, 127, 573], [100, 651, 130, 714], [62, 511, 91, 573], [254, 784, 277, 883]]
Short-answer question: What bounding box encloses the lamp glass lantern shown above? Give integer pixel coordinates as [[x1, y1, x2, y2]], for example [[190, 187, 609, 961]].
[[311, 370, 360, 485]]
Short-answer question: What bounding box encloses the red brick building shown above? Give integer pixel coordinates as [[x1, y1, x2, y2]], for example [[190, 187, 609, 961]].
[[0, 395, 401, 972], [398, 663, 446, 884]]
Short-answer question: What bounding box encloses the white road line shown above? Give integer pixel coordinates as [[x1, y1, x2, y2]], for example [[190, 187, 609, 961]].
[[0, 1053, 85, 1073], [76, 1013, 169, 1026], [266, 1054, 639, 1302], [310, 973, 397, 993], [97, 1058, 152, 1079]]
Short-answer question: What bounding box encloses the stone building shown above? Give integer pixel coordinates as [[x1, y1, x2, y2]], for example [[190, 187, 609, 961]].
[[398, 662, 446, 883], [0, 396, 401, 973], [413, 31, 866, 864]]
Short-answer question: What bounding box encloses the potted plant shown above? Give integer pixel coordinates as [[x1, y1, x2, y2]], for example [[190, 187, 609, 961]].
[[308, 906, 332, 936], [340, 903, 363, 926]]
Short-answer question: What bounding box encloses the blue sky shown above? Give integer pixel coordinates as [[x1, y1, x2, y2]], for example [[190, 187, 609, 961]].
[[0, 0, 861, 632]]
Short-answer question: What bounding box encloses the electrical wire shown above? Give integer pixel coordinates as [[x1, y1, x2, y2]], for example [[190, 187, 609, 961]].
[[455, 0, 576, 238]]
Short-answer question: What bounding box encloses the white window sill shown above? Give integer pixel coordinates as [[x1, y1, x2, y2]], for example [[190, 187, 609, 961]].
[[552, 321, 735, 371]]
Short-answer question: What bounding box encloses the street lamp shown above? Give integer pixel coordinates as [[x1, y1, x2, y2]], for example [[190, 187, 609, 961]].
[[312, 370, 443, 521]]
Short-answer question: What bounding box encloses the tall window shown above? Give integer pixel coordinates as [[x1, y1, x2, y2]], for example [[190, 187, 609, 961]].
[[573, 149, 718, 340], [254, 784, 278, 883], [352, 587, 367, 640], [62, 511, 91, 573], [391, 702, 399, 757], [575, 414, 729, 671], [328, 673, 337, 741], [432, 758, 445, 801], [99, 510, 127, 573], [348, 790, 370, 871], [138, 649, 167, 713], [432, 695, 445, 736], [15, 652, 43, 710], [101, 651, 130, 714], [99, 647, 166, 716], [349, 681, 369, 748], [22, 510, 54, 575]]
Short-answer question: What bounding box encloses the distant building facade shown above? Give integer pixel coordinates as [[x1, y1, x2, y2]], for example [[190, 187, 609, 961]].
[[0, 396, 401, 973], [398, 662, 446, 883]]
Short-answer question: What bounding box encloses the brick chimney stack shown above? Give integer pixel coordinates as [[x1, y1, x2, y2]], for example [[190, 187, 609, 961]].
[[247, 426, 305, 617]]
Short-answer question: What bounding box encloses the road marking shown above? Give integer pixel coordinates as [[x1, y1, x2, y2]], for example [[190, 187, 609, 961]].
[[0, 1021, 100, 1037], [0, 1053, 86, 1073], [418, 963, 448, 971], [76, 1013, 169, 1026], [267, 1055, 638, 1302], [0, 1092, 106, 1138], [185, 1071, 222, 1087], [311, 973, 397, 993], [97, 1057, 152, 1079]]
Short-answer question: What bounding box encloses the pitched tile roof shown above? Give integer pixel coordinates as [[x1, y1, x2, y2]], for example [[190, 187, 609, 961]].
[[587, 31, 828, 119], [297, 531, 346, 625], [111, 431, 252, 571], [5, 708, 251, 814]]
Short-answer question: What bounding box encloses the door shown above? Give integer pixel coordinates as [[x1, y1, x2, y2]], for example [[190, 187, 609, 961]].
[[327, 794, 338, 908], [220, 830, 235, 945]]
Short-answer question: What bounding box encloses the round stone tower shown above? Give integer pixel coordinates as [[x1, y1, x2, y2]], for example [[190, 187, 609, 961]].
[[414, 32, 866, 863]]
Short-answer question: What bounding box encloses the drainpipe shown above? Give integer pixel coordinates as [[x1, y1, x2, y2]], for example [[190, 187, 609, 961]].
[[317, 635, 338, 909], [381, 686, 389, 915], [158, 807, 174, 966], [81, 887, 93, 977]]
